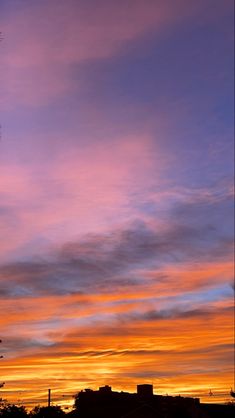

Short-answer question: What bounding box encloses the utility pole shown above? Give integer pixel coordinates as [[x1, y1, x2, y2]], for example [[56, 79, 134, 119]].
[[48, 389, 51, 407]]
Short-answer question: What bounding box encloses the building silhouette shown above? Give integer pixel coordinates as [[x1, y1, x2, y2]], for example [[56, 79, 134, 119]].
[[70, 384, 235, 417], [73, 384, 203, 417], [137, 384, 154, 397]]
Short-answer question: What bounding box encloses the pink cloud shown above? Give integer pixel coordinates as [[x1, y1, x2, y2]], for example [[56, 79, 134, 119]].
[[0, 134, 156, 261], [0, 0, 220, 107]]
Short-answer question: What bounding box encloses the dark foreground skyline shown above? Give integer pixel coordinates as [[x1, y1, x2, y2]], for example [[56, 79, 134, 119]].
[[0, 384, 235, 417]]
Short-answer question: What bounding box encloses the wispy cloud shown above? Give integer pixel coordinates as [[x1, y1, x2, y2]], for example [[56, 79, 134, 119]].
[[0, 199, 233, 298], [1, 0, 232, 107]]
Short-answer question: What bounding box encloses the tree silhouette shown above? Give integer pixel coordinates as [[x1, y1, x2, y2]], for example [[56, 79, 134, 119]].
[[30, 405, 65, 417], [0, 404, 28, 417]]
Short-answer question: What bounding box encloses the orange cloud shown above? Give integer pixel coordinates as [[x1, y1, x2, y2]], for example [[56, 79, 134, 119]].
[[1, 298, 233, 408]]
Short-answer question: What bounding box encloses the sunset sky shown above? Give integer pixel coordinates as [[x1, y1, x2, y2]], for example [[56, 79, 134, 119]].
[[0, 0, 234, 410]]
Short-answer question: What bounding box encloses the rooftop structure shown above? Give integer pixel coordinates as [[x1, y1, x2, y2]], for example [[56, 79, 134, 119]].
[[75, 384, 201, 418]]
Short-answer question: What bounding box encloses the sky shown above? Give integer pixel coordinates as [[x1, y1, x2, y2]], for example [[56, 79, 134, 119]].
[[0, 0, 234, 410]]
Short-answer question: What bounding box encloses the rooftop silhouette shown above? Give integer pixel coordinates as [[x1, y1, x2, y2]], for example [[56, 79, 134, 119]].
[[70, 384, 235, 418]]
